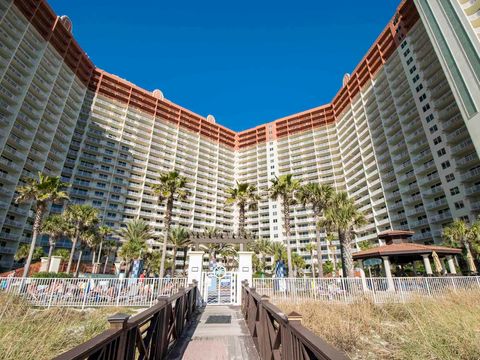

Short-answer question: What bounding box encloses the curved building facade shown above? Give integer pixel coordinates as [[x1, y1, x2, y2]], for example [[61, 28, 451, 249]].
[[0, 0, 479, 271]]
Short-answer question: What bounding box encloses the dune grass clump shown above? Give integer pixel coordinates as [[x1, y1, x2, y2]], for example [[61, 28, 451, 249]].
[[277, 290, 480, 360], [0, 293, 134, 360]]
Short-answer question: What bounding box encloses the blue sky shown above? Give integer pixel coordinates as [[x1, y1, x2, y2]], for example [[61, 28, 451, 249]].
[[49, 1, 399, 131]]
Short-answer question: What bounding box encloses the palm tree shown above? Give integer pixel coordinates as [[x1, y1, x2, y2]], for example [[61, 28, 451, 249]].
[[326, 233, 338, 275], [169, 227, 191, 275], [225, 181, 259, 250], [101, 239, 118, 274], [443, 219, 477, 274], [271, 241, 287, 263], [219, 244, 238, 271], [319, 192, 366, 277], [41, 214, 70, 272], [249, 238, 272, 274], [152, 170, 190, 278], [292, 252, 306, 276], [118, 219, 152, 276], [15, 172, 70, 277], [305, 242, 316, 277], [269, 174, 301, 276], [201, 227, 221, 268], [95, 225, 112, 272], [63, 204, 99, 274], [297, 183, 334, 277]]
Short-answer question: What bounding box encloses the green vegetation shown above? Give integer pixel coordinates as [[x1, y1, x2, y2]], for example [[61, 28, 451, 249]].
[[15, 173, 70, 277], [278, 291, 480, 360], [0, 293, 134, 360], [31, 272, 73, 278], [152, 170, 190, 278], [443, 219, 479, 274]]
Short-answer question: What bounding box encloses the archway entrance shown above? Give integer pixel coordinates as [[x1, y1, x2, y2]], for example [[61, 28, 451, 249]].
[[186, 234, 253, 305]]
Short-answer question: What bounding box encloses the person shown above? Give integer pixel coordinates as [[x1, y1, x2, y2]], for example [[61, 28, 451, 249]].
[[139, 270, 146, 283]]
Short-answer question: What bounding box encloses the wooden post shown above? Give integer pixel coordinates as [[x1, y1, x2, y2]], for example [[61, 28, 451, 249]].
[[108, 313, 130, 360], [157, 296, 170, 358]]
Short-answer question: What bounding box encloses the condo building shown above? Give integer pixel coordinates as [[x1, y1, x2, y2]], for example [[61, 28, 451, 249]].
[[0, 0, 480, 271]]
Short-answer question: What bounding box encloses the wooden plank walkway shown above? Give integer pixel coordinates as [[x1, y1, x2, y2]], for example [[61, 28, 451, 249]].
[[167, 305, 259, 360]]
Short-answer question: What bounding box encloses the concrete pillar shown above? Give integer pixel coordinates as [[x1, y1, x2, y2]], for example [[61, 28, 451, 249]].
[[382, 256, 395, 291], [422, 254, 433, 275], [446, 255, 457, 274], [187, 251, 205, 285], [40, 256, 62, 273], [237, 251, 254, 304]]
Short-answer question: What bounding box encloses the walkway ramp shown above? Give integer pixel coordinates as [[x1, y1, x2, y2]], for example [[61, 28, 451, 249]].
[[168, 305, 259, 360]]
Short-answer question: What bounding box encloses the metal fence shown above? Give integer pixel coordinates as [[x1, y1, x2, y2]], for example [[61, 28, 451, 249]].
[[0, 277, 188, 308], [252, 276, 480, 304]]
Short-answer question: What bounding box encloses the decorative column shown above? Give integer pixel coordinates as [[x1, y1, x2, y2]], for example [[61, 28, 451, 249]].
[[382, 256, 395, 291], [446, 255, 457, 274], [236, 251, 254, 305], [422, 254, 433, 275], [187, 251, 205, 285]]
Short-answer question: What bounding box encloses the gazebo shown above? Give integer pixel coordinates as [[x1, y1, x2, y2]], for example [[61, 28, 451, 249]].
[[353, 230, 462, 288]]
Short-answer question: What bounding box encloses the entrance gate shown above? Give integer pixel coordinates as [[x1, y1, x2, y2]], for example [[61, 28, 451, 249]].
[[202, 269, 237, 305]]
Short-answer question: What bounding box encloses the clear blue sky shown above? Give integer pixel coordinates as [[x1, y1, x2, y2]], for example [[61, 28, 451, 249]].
[[49, 1, 399, 131]]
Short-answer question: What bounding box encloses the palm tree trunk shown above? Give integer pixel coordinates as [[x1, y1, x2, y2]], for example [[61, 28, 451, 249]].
[[172, 246, 177, 276], [183, 247, 188, 274], [316, 227, 324, 278], [74, 249, 83, 277], [103, 255, 109, 274], [341, 232, 354, 277], [283, 197, 293, 276], [66, 227, 79, 274], [23, 204, 45, 278], [45, 240, 55, 273], [239, 204, 245, 251], [310, 250, 316, 278], [464, 240, 478, 274], [159, 198, 173, 278], [97, 239, 103, 263], [338, 230, 348, 277]]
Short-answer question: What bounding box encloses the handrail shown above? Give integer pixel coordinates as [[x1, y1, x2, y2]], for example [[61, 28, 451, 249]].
[[53, 282, 198, 360], [241, 281, 348, 360]]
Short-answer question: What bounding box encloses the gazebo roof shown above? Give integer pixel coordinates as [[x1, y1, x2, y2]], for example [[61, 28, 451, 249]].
[[353, 243, 462, 260]]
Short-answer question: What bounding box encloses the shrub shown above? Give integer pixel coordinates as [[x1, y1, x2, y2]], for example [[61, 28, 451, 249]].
[[31, 272, 73, 279]]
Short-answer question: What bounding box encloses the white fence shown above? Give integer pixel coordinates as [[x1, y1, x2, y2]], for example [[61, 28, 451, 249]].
[[252, 276, 480, 304], [0, 277, 188, 308]]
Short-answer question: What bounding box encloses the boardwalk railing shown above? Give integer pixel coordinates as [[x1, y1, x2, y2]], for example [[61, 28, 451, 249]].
[[0, 277, 187, 307], [53, 282, 197, 360], [253, 276, 480, 303], [241, 281, 348, 360]]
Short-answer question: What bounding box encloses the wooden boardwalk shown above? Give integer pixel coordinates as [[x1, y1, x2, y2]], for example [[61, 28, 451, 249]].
[[167, 305, 259, 360]]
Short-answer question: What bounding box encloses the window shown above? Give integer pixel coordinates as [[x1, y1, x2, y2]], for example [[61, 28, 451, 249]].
[[429, 125, 438, 133], [426, 114, 435, 123], [111, 195, 120, 200], [97, 182, 106, 188], [403, 49, 410, 57], [92, 200, 102, 206], [101, 165, 110, 171], [107, 212, 116, 218], [422, 104, 430, 112], [441, 161, 450, 169], [121, 146, 129, 151], [419, 94, 427, 102], [446, 173, 455, 182], [450, 187, 459, 195], [406, 57, 413, 65], [415, 84, 423, 92], [412, 74, 420, 83], [99, 174, 108, 179], [103, 157, 112, 163], [105, 149, 113, 155], [95, 191, 104, 197], [437, 148, 446, 157], [409, 65, 416, 74], [273, 219, 278, 223], [454, 201, 464, 210], [401, 40, 408, 49], [433, 136, 442, 145], [270, 165, 275, 169]]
